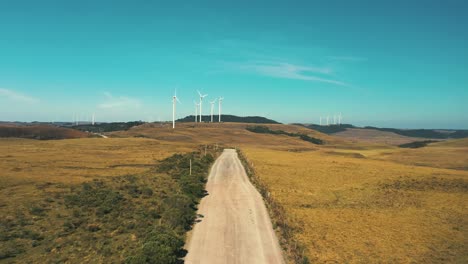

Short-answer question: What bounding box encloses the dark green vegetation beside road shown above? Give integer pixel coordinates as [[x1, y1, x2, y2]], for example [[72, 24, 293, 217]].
[[177, 115, 280, 124], [246, 126, 323, 145], [0, 146, 218, 263], [71, 121, 145, 133]]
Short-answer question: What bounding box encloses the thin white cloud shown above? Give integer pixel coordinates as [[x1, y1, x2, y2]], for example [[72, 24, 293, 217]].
[[239, 61, 348, 86], [0, 88, 39, 103], [328, 56, 367, 62], [98, 92, 141, 109]]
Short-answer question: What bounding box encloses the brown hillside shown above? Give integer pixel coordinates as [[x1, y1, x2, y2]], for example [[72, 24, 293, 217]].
[[108, 122, 337, 150], [334, 127, 440, 145], [0, 125, 89, 140]]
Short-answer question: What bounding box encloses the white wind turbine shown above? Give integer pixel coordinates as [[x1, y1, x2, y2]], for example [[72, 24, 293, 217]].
[[339, 112, 343, 125], [172, 90, 181, 129], [218, 97, 224, 122], [210, 98, 217, 123], [197, 90, 208, 122], [194, 101, 199, 122], [326, 115, 330, 126]]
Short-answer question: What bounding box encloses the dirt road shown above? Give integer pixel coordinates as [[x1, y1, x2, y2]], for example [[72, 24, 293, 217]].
[[185, 149, 284, 264]]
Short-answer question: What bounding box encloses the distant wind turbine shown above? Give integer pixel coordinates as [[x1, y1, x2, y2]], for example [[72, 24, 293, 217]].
[[197, 90, 208, 122], [210, 98, 217, 123], [218, 97, 224, 122], [172, 90, 181, 129], [339, 113, 343, 125], [326, 115, 329, 126], [194, 101, 199, 122], [92, 113, 95, 126]]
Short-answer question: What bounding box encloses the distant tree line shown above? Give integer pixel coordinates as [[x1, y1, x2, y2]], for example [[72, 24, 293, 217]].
[[299, 123, 468, 139], [398, 140, 439, 148], [246, 126, 323, 145], [71, 121, 145, 133], [0, 125, 87, 140], [365, 127, 468, 139], [299, 124, 354, 134]]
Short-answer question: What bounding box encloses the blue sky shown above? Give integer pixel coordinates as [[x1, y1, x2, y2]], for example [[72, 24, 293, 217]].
[[0, 0, 467, 128]]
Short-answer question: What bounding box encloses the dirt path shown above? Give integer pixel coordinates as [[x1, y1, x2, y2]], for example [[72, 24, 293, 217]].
[[185, 149, 284, 264]]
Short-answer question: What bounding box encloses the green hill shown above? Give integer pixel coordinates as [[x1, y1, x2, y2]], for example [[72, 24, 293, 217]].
[[177, 115, 280, 124]]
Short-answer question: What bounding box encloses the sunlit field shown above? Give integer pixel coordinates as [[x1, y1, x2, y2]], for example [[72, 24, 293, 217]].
[[244, 140, 468, 263], [1, 123, 467, 263], [0, 137, 196, 262]]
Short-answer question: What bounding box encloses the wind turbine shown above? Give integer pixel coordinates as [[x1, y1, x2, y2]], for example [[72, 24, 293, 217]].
[[333, 115, 336, 125], [172, 90, 181, 129], [92, 113, 95, 126], [218, 97, 224, 122], [326, 115, 329, 126], [210, 98, 217, 123], [197, 90, 208, 122], [339, 112, 343, 125], [194, 101, 199, 122]]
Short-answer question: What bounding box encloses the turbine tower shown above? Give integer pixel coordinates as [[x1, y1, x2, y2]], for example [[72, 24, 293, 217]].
[[172, 90, 181, 129], [210, 99, 217, 123], [92, 113, 95, 126], [194, 101, 199, 122], [197, 90, 208, 122], [326, 115, 329, 126], [339, 112, 342, 125], [218, 97, 224, 122]]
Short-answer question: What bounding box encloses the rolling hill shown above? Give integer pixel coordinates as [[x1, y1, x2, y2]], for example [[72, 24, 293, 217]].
[[0, 124, 90, 140], [176, 115, 280, 124]]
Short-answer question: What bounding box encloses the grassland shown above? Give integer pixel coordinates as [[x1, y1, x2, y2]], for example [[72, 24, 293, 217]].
[[0, 137, 215, 263], [1, 122, 466, 263], [109, 122, 468, 262], [243, 140, 468, 263]]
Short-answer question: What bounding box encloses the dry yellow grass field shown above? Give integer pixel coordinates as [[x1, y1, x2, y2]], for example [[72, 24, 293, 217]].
[[0, 137, 195, 221], [244, 141, 468, 263], [0, 137, 196, 262], [1, 123, 467, 263], [111, 123, 468, 262], [374, 139, 468, 171]]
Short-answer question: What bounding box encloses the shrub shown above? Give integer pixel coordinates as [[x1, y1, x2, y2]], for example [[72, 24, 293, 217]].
[[29, 206, 46, 216]]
